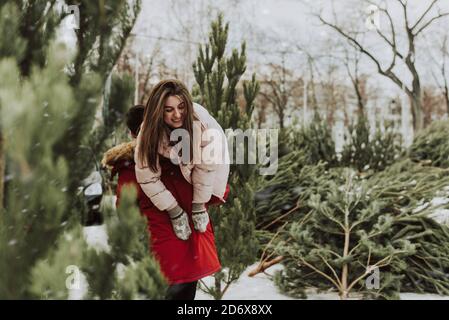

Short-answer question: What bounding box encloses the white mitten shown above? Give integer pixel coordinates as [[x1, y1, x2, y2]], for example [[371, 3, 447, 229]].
[[191, 203, 209, 233], [167, 205, 191, 240]]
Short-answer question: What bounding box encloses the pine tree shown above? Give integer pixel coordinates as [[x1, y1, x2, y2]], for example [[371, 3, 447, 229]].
[[192, 13, 260, 299], [0, 1, 166, 299], [0, 50, 76, 298], [0, 0, 142, 220], [255, 151, 327, 232], [68, 0, 141, 86], [28, 187, 167, 300], [341, 116, 403, 173], [274, 168, 415, 299], [0, 2, 27, 208], [29, 225, 88, 299], [54, 0, 141, 224], [273, 158, 449, 299], [255, 118, 449, 299], [82, 187, 167, 300], [409, 120, 449, 168], [287, 113, 339, 167], [15, 0, 62, 77]]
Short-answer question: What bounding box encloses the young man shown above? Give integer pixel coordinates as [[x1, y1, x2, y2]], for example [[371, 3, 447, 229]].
[[102, 105, 144, 207]]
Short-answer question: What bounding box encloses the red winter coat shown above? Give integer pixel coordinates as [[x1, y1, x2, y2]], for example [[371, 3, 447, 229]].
[[102, 141, 229, 285]]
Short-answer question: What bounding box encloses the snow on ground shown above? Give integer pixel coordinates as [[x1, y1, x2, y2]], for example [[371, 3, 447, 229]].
[[195, 263, 449, 300], [67, 225, 111, 300], [427, 196, 449, 225], [82, 224, 111, 253], [196, 263, 297, 300], [400, 293, 449, 300], [429, 209, 449, 225]]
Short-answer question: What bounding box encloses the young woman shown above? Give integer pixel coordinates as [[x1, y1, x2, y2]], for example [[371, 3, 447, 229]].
[[134, 79, 230, 299]]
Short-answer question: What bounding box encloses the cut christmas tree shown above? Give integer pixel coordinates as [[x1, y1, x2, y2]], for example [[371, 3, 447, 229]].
[[254, 117, 449, 299]]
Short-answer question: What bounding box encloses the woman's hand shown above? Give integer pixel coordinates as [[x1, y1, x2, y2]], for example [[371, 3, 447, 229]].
[[191, 203, 209, 233], [167, 205, 191, 240]]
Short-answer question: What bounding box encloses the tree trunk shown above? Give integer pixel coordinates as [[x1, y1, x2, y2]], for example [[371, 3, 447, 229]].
[[353, 78, 365, 118], [340, 224, 350, 300], [278, 108, 285, 129], [307, 59, 319, 112], [410, 93, 424, 131], [444, 85, 449, 117], [214, 276, 223, 300]]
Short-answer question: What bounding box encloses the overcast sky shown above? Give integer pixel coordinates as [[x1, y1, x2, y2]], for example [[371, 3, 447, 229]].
[[57, 0, 449, 116], [129, 0, 449, 91]]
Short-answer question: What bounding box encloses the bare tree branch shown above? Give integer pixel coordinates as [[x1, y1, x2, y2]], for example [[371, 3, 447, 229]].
[[318, 14, 409, 94], [411, 0, 438, 31], [364, 0, 404, 62], [414, 12, 449, 36]]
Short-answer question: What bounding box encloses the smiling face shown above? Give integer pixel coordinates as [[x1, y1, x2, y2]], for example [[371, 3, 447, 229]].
[[163, 95, 186, 129], [138, 79, 195, 172]]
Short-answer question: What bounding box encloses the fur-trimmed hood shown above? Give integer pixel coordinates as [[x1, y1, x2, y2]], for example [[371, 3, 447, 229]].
[[101, 140, 136, 172]]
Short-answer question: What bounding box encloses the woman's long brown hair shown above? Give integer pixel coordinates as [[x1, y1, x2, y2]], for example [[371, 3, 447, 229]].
[[138, 79, 196, 172]]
